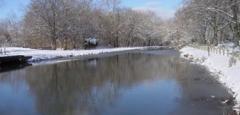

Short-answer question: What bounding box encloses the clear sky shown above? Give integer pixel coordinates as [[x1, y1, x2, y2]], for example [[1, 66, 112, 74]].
[[0, 0, 182, 20], [121, 0, 182, 19], [0, 0, 30, 20]]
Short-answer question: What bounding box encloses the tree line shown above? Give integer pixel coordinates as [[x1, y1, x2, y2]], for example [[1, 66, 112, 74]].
[[175, 0, 240, 46], [1, 0, 240, 49], [0, 0, 167, 49]]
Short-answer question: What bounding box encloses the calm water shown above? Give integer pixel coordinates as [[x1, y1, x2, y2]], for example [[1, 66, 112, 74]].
[[0, 50, 234, 115]]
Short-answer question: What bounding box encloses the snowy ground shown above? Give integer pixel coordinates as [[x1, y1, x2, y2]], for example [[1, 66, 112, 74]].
[[0, 47, 162, 62], [181, 46, 240, 111]]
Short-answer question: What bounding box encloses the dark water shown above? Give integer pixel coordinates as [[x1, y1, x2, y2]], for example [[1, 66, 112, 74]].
[[0, 50, 234, 115]]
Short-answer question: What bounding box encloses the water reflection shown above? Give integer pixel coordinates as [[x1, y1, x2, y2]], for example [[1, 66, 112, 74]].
[[0, 50, 233, 115]]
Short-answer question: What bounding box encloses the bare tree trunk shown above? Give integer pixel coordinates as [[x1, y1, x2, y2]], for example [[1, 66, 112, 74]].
[[231, 0, 240, 46], [51, 38, 57, 50]]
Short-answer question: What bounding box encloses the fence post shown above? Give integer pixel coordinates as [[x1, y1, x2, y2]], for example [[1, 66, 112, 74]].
[[227, 49, 229, 57], [223, 48, 225, 56], [208, 46, 210, 56]]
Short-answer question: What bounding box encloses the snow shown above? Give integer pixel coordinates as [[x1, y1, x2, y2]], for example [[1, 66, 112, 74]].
[[0, 47, 159, 62], [180, 46, 240, 111], [218, 42, 240, 53], [218, 42, 236, 48]]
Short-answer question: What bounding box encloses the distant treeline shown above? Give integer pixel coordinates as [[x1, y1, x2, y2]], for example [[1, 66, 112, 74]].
[[0, 0, 172, 49]]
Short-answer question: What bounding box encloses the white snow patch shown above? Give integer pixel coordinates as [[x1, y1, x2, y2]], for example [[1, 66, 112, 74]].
[[181, 46, 240, 112], [0, 47, 160, 62]]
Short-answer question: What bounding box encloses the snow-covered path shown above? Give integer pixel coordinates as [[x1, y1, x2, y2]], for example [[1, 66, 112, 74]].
[[181, 46, 240, 111], [0, 47, 161, 62]]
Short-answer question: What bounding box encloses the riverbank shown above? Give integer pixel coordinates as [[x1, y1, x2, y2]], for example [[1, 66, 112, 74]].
[[0, 46, 168, 63], [180, 46, 240, 112]]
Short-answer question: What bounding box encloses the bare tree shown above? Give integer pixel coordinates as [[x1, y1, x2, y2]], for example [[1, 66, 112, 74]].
[[175, 0, 240, 46], [22, 0, 166, 49], [25, 0, 67, 49]]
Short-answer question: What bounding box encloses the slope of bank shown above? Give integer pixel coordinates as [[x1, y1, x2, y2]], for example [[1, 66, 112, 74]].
[[0, 46, 166, 63], [180, 46, 240, 111]]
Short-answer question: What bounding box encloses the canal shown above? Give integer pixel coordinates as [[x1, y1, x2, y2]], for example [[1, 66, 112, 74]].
[[0, 50, 234, 115]]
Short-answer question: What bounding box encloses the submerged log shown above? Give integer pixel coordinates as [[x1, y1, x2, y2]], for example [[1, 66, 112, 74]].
[[0, 55, 32, 65]]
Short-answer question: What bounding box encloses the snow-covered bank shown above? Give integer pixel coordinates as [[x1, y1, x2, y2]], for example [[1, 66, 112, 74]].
[[0, 46, 163, 62], [180, 46, 240, 111]]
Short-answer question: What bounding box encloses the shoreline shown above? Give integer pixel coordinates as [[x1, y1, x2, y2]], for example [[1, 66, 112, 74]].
[[180, 46, 240, 113], [0, 46, 172, 72], [0, 46, 172, 64]]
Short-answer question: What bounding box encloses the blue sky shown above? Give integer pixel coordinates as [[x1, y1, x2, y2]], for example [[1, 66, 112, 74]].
[[0, 0, 182, 20], [121, 0, 182, 19], [0, 0, 30, 20]]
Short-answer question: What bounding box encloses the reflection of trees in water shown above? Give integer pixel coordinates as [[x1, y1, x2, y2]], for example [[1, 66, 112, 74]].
[[0, 52, 233, 115], [0, 52, 181, 115], [0, 69, 27, 89]]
